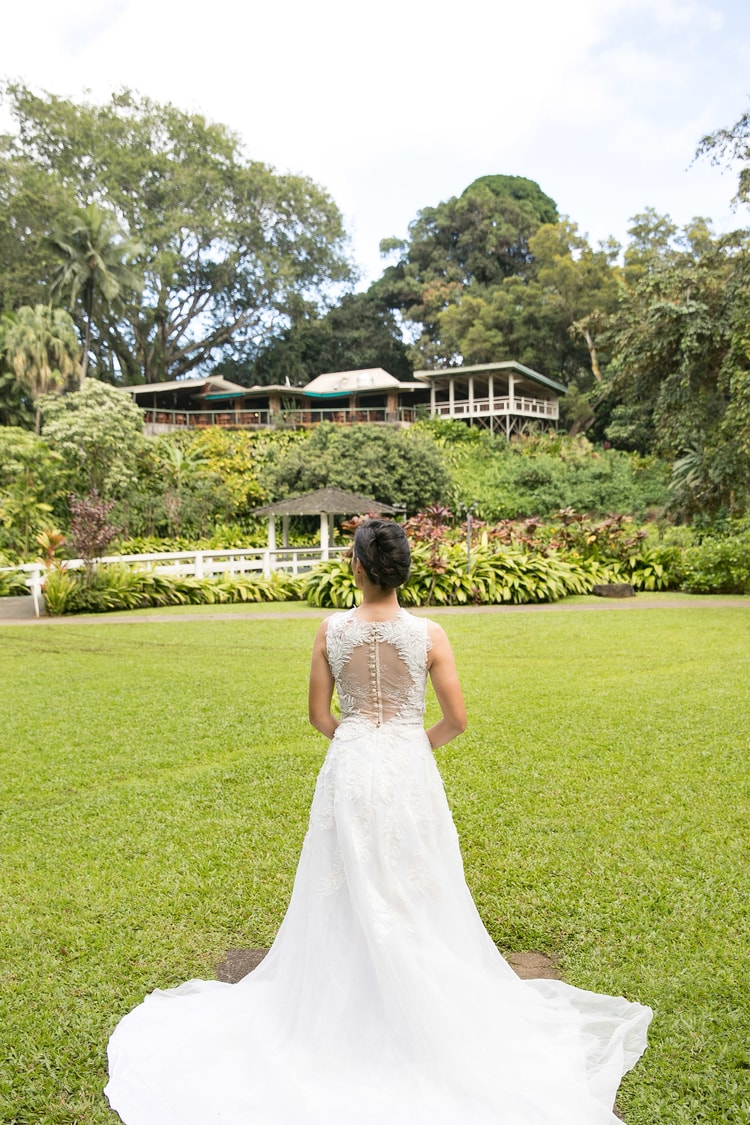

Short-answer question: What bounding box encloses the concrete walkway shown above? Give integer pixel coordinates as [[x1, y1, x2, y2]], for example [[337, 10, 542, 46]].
[[0, 594, 747, 625], [0, 595, 44, 622]]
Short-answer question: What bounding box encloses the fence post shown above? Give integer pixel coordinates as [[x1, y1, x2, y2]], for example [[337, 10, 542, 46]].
[[195, 551, 204, 579], [30, 566, 43, 618]]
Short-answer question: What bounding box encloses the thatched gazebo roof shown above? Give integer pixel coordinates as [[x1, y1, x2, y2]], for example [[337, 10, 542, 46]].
[[252, 487, 397, 518], [252, 488, 398, 556]]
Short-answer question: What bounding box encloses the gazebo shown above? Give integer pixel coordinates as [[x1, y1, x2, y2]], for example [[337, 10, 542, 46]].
[[251, 487, 398, 559]]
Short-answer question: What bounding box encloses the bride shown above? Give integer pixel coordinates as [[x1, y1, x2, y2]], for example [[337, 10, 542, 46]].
[[106, 519, 651, 1124]]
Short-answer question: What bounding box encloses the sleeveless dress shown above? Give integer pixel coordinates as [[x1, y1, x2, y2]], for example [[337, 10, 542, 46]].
[[105, 607, 651, 1124]]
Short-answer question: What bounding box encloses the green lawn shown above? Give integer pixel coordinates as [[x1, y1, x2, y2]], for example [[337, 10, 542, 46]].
[[2, 604, 749, 1123]]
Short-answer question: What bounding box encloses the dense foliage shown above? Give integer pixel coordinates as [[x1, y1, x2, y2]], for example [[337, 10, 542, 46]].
[[2, 87, 750, 528], [605, 218, 750, 518], [419, 423, 668, 520], [261, 422, 452, 512], [0, 413, 678, 563], [29, 503, 750, 617]]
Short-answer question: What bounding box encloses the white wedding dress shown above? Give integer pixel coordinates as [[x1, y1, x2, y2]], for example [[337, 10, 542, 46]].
[[106, 607, 651, 1124]]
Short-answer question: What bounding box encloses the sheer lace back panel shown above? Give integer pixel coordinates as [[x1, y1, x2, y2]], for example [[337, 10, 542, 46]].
[[326, 608, 431, 727]]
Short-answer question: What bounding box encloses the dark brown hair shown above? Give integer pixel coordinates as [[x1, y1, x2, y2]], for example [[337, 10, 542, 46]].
[[353, 519, 411, 590]]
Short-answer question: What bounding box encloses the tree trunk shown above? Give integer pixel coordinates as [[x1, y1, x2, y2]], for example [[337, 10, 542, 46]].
[[81, 284, 93, 384], [581, 326, 603, 383]]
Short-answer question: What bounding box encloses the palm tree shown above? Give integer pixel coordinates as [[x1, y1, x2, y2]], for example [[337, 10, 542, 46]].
[[48, 204, 142, 382], [2, 305, 81, 433]]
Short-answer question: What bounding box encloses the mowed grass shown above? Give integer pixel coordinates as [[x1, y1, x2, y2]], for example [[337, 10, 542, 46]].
[[1, 604, 749, 1124]]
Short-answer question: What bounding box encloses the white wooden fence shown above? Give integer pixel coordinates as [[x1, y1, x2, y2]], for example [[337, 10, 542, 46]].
[[5, 545, 347, 618]]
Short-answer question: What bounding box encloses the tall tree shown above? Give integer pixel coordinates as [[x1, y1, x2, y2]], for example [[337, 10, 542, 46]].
[[248, 292, 413, 386], [372, 175, 559, 366], [606, 220, 750, 515], [696, 104, 750, 205], [0, 84, 352, 382], [436, 220, 620, 389], [2, 305, 81, 432], [48, 203, 142, 382]]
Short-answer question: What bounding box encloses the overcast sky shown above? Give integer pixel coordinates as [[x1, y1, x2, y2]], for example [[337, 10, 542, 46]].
[[2, 0, 750, 284]]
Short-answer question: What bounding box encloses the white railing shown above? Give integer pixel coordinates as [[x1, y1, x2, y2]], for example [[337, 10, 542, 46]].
[[4, 545, 347, 618], [433, 396, 558, 419]]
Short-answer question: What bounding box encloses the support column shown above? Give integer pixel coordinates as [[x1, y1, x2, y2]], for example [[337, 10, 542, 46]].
[[468, 376, 474, 415], [320, 512, 330, 560], [488, 374, 494, 415], [268, 514, 277, 551], [430, 381, 436, 417], [508, 374, 516, 411], [448, 379, 455, 417], [282, 514, 289, 548]]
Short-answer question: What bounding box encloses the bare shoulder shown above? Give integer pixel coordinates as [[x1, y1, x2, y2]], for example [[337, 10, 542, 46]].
[[425, 618, 450, 644], [312, 615, 332, 649], [425, 619, 454, 665]]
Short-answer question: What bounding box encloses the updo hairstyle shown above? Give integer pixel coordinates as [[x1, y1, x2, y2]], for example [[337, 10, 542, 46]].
[[353, 519, 411, 590]]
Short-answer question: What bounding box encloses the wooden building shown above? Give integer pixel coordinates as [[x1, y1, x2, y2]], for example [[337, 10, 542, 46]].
[[125, 361, 565, 436]]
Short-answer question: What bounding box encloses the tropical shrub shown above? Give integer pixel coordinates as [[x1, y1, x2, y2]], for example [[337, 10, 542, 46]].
[[0, 427, 64, 557], [42, 565, 78, 614], [679, 536, 750, 594], [622, 546, 682, 590], [43, 565, 306, 615], [0, 558, 28, 596], [304, 544, 605, 609]]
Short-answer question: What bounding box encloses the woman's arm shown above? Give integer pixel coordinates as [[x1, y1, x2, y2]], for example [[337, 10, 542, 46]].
[[308, 619, 339, 738], [425, 621, 467, 749]]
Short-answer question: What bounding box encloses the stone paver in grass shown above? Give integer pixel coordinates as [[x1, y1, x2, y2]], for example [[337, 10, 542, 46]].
[[215, 946, 562, 983]]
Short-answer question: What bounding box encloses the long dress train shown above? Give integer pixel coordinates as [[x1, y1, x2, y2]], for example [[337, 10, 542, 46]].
[[106, 608, 651, 1124]]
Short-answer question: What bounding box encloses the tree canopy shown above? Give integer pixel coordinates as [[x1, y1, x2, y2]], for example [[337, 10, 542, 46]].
[[262, 423, 452, 513], [2, 305, 80, 432], [0, 84, 353, 383], [247, 291, 413, 386], [39, 379, 146, 497], [372, 175, 560, 366], [606, 217, 750, 516]]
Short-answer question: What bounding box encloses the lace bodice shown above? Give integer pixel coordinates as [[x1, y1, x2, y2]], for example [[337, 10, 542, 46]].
[[326, 608, 431, 727]]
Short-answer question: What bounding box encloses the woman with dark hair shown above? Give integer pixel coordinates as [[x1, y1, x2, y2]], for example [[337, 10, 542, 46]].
[[106, 518, 650, 1124]]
